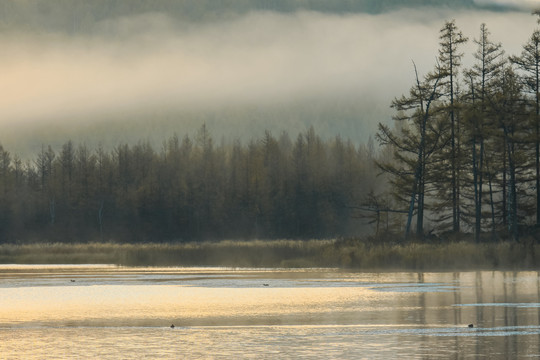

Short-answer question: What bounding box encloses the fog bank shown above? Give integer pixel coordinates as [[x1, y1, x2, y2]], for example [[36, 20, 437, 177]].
[[0, 8, 538, 154]]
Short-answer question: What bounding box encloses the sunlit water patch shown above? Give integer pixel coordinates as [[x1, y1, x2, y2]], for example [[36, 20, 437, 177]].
[[2, 266, 540, 358]]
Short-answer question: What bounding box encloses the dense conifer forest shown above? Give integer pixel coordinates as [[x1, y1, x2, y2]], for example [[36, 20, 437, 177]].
[[0, 126, 382, 243], [3, 5, 540, 245]]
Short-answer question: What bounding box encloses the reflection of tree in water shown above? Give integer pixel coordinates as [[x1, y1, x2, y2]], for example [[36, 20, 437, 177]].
[[445, 272, 540, 358], [537, 273, 540, 355], [417, 272, 426, 325], [475, 272, 484, 358], [488, 273, 497, 338], [501, 271, 518, 356], [452, 272, 461, 356]]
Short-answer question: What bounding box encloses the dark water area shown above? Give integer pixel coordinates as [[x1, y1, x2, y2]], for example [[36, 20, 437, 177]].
[[1, 266, 540, 359]]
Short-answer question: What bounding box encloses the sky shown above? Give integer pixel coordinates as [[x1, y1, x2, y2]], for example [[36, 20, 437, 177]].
[[1, 2, 539, 155]]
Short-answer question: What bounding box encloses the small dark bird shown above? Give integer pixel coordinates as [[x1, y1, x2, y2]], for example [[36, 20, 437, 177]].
[[70, 280, 76, 282], [468, 324, 474, 328], [263, 284, 269, 287], [170, 324, 175, 329]]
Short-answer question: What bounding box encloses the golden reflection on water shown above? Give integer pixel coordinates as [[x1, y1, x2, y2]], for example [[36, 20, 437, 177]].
[[0, 283, 389, 327], [2, 266, 540, 359]]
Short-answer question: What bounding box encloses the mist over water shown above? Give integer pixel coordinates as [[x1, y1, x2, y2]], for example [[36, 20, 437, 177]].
[[0, 7, 538, 155]]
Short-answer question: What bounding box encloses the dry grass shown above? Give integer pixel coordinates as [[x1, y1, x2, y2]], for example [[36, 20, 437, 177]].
[[0, 239, 538, 270]]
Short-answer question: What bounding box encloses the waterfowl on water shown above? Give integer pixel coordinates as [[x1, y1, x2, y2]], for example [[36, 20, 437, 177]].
[[263, 284, 269, 287], [170, 324, 175, 329], [468, 324, 474, 328]]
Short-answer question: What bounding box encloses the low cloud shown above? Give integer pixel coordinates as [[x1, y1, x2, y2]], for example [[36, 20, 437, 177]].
[[474, 0, 540, 10], [0, 9, 537, 143]]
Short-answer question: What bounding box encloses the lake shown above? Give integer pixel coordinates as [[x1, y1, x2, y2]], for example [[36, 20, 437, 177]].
[[1, 265, 540, 359]]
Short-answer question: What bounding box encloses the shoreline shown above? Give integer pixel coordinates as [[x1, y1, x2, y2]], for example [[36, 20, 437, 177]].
[[0, 239, 538, 271]]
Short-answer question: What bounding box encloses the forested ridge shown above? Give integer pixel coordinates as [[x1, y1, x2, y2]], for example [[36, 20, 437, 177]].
[[0, 126, 381, 243]]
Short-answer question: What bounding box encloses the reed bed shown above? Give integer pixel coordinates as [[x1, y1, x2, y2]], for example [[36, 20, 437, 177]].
[[0, 239, 538, 270]]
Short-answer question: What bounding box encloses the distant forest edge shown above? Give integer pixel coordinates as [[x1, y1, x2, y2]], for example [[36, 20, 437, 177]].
[[0, 126, 382, 243], [0, 0, 519, 33], [5, 10, 540, 245]]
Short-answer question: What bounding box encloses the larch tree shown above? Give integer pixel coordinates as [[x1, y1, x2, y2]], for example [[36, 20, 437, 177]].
[[376, 62, 444, 239], [465, 23, 506, 241], [487, 67, 528, 241], [510, 29, 540, 226], [437, 19, 468, 233], [34, 145, 56, 225]]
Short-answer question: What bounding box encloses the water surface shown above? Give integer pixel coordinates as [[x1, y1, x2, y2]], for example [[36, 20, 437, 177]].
[[1, 266, 540, 359]]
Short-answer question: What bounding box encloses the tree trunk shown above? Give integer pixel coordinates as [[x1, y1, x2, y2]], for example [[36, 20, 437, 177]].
[[505, 129, 519, 242], [472, 139, 480, 242]]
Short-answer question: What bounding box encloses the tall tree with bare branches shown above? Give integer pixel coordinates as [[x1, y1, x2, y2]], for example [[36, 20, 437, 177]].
[[436, 20, 468, 233], [510, 29, 540, 226]]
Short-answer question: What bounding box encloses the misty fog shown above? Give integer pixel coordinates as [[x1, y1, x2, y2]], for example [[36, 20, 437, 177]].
[[0, 6, 538, 156], [473, 0, 540, 10]]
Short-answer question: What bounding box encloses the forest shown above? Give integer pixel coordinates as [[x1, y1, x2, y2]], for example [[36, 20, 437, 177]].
[[0, 126, 382, 243], [3, 11, 540, 245], [377, 15, 540, 243]]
